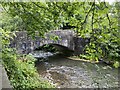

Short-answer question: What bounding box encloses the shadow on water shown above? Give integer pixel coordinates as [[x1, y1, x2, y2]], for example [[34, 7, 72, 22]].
[[34, 51, 119, 88]]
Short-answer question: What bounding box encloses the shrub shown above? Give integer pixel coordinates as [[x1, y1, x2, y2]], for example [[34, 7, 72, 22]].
[[2, 48, 54, 90], [1, 28, 54, 90]]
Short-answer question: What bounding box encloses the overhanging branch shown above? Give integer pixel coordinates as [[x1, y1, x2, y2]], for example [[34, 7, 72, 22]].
[[80, 2, 94, 31]]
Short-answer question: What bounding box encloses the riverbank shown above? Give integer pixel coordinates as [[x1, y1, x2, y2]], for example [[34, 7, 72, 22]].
[[68, 56, 116, 67], [68, 56, 98, 63]]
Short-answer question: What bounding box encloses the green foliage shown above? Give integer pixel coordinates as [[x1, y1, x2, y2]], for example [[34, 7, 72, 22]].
[[1, 2, 61, 37], [113, 61, 120, 68], [0, 12, 25, 31], [2, 50, 54, 90], [1, 28, 15, 49], [1, 2, 119, 68], [1, 28, 54, 89], [79, 2, 120, 68]]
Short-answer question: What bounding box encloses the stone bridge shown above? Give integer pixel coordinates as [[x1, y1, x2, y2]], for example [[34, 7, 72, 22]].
[[10, 30, 89, 55]]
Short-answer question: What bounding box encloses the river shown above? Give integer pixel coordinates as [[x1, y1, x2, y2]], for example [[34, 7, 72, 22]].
[[31, 51, 119, 88]]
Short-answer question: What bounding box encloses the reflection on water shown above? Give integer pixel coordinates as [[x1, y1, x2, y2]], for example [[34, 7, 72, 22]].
[[34, 52, 119, 88]]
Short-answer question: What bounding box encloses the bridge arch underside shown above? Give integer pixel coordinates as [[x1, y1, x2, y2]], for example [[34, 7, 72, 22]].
[[34, 43, 74, 56]]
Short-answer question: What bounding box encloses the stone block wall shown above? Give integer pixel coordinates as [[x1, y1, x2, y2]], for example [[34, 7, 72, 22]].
[[9, 30, 75, 54]]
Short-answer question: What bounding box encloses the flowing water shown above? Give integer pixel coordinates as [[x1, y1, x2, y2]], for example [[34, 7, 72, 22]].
[[31, 51, 119, 88]]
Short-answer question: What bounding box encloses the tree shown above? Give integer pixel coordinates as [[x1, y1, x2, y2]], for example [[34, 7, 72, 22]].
[[1, 1, 119, 67]]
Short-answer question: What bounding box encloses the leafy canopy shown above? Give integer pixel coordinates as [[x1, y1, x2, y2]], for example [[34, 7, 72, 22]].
[[1, 1, 120, 67]]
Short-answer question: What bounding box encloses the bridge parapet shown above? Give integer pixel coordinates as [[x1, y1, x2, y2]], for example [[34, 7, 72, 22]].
[[10, 30, 75, 54]]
